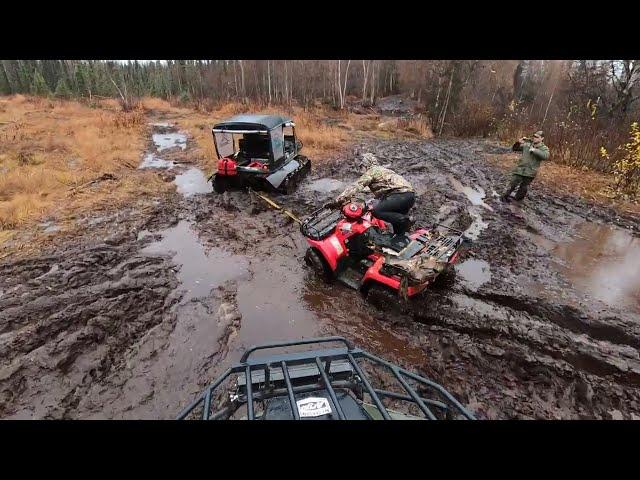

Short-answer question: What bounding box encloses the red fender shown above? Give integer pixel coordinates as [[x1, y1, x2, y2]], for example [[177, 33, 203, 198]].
[[362, 256, 429, 297], [306, 237, 346, 271]]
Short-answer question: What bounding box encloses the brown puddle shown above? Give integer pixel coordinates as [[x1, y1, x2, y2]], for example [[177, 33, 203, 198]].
[[302, 286, 429, 367], [455, 259, 491, 290], [552, 222, 640, 314], [228, 257, 322, 362], [173, 168, 211, 198], [141, 220, 250, 302]]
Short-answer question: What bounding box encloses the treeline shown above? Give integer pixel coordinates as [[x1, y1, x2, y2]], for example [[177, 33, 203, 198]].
[[2, 60, 639, 194], [0, 60, 401, 107]]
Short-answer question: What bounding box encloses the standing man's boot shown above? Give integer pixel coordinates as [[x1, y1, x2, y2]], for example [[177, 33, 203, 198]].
[[501, 175, 521, 203], [501, 185, 516, 203], [513, 191, 527, 202], [514, 176, 533, 201]]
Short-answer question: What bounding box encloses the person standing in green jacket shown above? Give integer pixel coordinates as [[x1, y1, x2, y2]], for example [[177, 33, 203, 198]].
[[501, 130, 550, 202]]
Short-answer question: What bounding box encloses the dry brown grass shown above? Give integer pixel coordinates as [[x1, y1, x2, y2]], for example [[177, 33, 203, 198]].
[[0, 95, 161, 235], [149, 102, 353, 174], [486, 153, 640, 215], [140, 97, 173, 111], [149, 100, 429, 176]]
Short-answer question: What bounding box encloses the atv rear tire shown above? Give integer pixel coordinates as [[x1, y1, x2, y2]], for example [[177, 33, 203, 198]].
[[431, 265, 457, 290], [213, 176, 228, 194], [366, 284, 411, 315], [304, 248, 333, 283]]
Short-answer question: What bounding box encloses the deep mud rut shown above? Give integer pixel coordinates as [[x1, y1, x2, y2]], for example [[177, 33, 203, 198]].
[[2, 118, 640, 420]]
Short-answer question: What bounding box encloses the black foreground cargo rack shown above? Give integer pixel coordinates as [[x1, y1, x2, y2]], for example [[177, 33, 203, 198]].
[[177, 337, 475, 420]]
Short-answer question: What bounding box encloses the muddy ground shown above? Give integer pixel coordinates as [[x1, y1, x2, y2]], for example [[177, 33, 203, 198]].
[[1, 118, 640, 420]]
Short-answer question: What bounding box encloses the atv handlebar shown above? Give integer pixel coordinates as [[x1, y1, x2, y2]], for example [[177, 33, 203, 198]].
[[240, 336, 355, 363]]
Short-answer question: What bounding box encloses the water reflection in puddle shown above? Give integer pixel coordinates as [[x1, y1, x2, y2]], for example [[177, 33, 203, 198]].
[[449, 175, 494, 212], [455, 259, 491, 290], [464, 206, 489, 241], [552, 222, 640, 313], [141, 221, 249, 302], [174, 168, 211, 197], [39, 221, 60, 233], [138, 153, 175, 170], [153, 132, 187, 151], [448, 175, 492, 241], [304, 178, 345, 194]]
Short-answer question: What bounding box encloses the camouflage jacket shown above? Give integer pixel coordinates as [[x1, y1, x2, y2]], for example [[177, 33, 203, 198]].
[[512, 140, 550, 178], [334, 165, 414, 204]]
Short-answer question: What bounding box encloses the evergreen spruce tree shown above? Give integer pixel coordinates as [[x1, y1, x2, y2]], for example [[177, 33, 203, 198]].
[[54, 77, 72, 98], [0, 64, 11, 94], [31, 70, 51, 96]]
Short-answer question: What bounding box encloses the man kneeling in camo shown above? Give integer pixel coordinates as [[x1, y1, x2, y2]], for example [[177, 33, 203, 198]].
[[326, 153, 416, 236]]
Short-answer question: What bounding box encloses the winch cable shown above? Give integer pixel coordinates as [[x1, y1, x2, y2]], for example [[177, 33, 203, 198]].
[[249, 188, 302, 225]]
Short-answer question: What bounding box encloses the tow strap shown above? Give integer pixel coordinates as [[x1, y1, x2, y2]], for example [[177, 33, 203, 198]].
[[249, 188, 302, 225]]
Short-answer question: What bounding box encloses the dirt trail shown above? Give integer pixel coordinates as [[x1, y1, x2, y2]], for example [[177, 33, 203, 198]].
[[2, 116, 640, 419]]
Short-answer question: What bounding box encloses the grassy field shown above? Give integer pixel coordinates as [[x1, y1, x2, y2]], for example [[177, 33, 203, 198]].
[[0, 95, 171, 243], [1, 95, 407, 248], [138, 98, 433, 174]]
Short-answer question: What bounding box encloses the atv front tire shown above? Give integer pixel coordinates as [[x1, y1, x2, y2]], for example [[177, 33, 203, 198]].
[[304, 248, 333, 283]]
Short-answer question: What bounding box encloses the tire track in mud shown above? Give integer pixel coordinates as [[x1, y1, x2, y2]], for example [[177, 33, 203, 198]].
[[409, 290, 640, 386], [0, 207, 183, 418], [3, 120, 640, 419]]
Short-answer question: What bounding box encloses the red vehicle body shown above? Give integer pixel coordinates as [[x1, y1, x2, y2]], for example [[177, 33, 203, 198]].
[[301, 203, 466, 299]]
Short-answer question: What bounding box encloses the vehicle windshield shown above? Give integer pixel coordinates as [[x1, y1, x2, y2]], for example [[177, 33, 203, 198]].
[[214, 131, 235, 158], [214, 131, 272, 161]]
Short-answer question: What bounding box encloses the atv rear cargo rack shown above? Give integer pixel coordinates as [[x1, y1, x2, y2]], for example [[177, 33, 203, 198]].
[[177, 337, 475, 420]]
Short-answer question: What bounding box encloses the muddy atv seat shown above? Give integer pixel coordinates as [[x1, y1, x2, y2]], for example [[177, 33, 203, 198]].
[[366, 228, 412, 252]]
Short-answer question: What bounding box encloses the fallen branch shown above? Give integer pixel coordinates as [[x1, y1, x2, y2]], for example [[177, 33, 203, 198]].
[[68, 173, 118, 194]]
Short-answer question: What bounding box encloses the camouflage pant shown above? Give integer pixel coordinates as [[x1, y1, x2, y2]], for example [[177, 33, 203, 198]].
[[504, 174, 534, 200]]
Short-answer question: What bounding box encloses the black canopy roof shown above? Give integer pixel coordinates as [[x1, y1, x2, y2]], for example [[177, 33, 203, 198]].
[[213, 114, 292, 132]]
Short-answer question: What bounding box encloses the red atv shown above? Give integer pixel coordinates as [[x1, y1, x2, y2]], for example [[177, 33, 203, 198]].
[[300, 202, 468, 303]]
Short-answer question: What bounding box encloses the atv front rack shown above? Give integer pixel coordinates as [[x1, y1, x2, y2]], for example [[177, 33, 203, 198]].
[[177, 337, 475, 420], [300, 207, 343, 240]]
